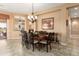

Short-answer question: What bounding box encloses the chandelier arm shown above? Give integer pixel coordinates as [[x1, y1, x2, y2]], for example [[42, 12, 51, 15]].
[[28, 3, 37, 23], [32, 3, 34, 15]]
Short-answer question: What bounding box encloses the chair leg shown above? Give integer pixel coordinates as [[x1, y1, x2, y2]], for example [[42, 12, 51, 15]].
[[25, 42, 29, 49], [50, 43, 52, 50], [22, 41, 24, 46], [46, 44, 48, 52], [38, 43, 41, 51], [32, 44, 34, 51]]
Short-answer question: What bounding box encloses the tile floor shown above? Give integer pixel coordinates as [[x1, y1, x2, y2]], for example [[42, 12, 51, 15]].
[[0, 39, 77, 56]]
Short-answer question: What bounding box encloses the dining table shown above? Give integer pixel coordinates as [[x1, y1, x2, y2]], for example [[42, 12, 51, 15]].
[[33, 34, 48, 41]]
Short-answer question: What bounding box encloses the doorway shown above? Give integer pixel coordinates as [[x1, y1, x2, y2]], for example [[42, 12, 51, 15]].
[[0, 19, 7, 39], [68, 6, 79, 38], [71, 18, 79, 36]]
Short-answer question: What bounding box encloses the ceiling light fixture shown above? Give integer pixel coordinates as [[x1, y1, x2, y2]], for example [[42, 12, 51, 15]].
[[74, 16, 77, 17], [74, 13, 78, 15], [74, 7, 78, 10], [28, 3, 37, 23]]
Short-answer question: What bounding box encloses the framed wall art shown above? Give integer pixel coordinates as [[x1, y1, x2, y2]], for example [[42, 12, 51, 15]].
[[42, 17, 54, 30], [14, 16, 25, 31]]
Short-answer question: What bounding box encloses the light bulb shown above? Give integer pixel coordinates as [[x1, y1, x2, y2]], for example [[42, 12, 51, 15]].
[[35, 16, 37, 19], [28, 16, 30, 19], [74, 13, 78, 15], [74, 7, 78, 10], [31, 16, 33, 18], [72, 21, 78, 25]]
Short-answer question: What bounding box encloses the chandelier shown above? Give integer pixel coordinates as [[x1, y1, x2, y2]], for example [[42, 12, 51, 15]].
[[28, 3, 37, 23]]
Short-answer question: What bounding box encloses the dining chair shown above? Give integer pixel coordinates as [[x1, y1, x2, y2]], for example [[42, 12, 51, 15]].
[[30, 32, 39, 51], [21, 31, 30, 49], [39, 33, 52, 52], [55, 33, 60, 44]]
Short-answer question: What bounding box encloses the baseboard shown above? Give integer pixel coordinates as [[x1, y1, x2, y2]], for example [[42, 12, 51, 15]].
[[7, 39, 21, 40]]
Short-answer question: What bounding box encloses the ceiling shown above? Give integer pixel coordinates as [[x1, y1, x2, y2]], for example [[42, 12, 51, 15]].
[[69, 6, 79, 18], [0, 3, 64, 15]]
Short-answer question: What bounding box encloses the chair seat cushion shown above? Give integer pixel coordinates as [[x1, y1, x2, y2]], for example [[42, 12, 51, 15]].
[[34, 40, 38, 43], [40, 41, 47, 44]]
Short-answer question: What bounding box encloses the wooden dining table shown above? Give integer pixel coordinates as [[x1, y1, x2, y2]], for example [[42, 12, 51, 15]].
[[33, 34, 48, 41]]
